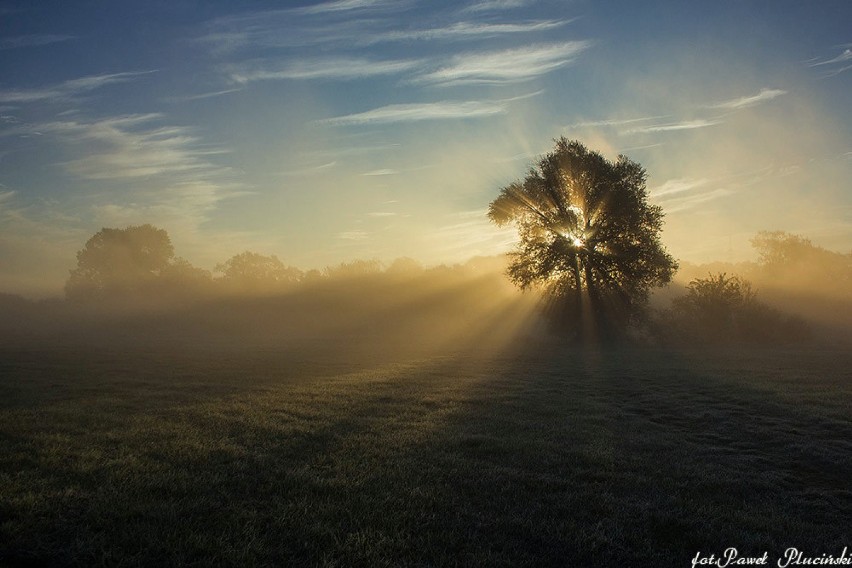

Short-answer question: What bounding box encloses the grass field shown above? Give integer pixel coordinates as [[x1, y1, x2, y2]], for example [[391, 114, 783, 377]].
[[1, 341, 850, 566]]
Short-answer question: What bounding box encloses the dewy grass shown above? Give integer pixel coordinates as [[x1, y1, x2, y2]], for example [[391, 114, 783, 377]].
[[1, 344, 850, 567]]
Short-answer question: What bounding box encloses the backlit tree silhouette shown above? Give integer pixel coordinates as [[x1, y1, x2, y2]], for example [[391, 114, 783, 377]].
[[488, 138, 677, 340]]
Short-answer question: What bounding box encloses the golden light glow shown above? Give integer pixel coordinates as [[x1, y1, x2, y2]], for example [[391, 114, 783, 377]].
[[560, 231, 586, 249]]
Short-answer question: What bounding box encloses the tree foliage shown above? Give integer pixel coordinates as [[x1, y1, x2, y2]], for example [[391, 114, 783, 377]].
[[323, 259, 383, 280], [215, 251, 302, 293], [671, 273, 756, 336], [488, 138, 677, 339], [65, 224, 176, 300], [751, 231, 851, 296], [659, 273, 809, 345]]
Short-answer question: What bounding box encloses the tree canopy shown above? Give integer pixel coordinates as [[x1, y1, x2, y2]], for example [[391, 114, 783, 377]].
[[488, 138, 677, 340], [65, 224, 176, 300], [751, 231, 851, 293], [215, 251, 302, 293]]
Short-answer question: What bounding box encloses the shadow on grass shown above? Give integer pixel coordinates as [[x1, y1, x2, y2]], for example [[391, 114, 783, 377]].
[[1, 343, 850, 566]]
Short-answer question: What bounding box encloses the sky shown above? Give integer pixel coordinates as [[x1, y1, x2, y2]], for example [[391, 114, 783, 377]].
[[1, 0, 850, 297]]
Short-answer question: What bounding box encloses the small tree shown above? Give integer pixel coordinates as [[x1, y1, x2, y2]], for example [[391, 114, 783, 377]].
[[488, 138, 677, 341], [671, 273, 755, 338], [662, 273, 808, 345]]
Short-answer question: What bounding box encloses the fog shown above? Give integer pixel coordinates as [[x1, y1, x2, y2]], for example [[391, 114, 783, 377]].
[[0, 254, 545, 364], [1, 226, 849, 359]]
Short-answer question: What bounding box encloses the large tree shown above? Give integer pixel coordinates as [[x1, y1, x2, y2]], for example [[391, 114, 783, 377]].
[[65, 224, 175, 300], [488, 138, 677, 340]]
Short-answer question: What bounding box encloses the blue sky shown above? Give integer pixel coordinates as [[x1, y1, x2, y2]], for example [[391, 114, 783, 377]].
[[1, 0, 850, 296]]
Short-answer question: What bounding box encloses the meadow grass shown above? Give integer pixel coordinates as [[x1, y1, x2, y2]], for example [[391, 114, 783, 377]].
[[1, 342, 850, 566]]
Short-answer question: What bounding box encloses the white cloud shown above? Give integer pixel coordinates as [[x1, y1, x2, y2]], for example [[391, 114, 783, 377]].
[[622, 119, 721, 135], [0, 71, 155, 104], [362, 169, 399, 176], [567, 115, 668, 129], [462, 0, 534, 13], [163, 88, 243, 103], [414, 42, 591, 86], [368, 20, 570, 43], [38, 114, 231, 180], [228, 57, 421, 83], [322, 100, 508, 126], [0, 189, 16, 204], [429, 212, 518, 259], [294, 0, 397, 15], [280, 161, 338, 177], [338, 230, 369, 240], [821, 64, 852, 78], [0, 34, 76, 50], [661, 188, 733, 213], [711, 88, 787, 110], [808, 48, 852, 77], [650, 178, 709, 199], [809, 48, 852, 67]]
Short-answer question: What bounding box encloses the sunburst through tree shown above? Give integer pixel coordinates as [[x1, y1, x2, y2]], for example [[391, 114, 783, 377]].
[[488, 138, 678, 341]]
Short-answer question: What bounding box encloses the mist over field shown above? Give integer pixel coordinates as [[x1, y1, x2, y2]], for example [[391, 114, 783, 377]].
[[2, 227, 849, 352]]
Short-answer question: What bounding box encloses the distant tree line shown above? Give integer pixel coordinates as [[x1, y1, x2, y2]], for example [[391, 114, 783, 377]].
[[62, 224, 435, 304], [50, 222, 849, 347]]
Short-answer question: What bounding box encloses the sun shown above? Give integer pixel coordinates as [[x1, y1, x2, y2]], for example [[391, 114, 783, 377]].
[[560, 231, 586, 248]]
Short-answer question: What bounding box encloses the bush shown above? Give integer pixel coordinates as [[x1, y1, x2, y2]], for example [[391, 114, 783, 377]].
[[655, 273, 809, 345]]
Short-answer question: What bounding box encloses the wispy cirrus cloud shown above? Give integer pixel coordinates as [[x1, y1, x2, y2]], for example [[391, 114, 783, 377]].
[[199, 1, 407, 52], [200, 11, 560, 53], [322, 100, 508, 126], [227, 57, 421, 83], [0, 71, 155, 104], [0, 188, 16, 204], [413, 41, 591, 86], [429, 209, 517, 258], [651, 177, 737, 213], [29, 114, 250, 242], [649, 178, 710, 199], [622, 119, 721, 135], [367, 20, 570, 43], [37, 114, 233, 181], [657, 188, 733, 213], [362, 169, 399, 176], [0, 34, 76, 50], [810, 47, 852, 67], [338, 230, 369, 240], [567, 115, 668, 129], [280, 161, 338, 177], [710, 88, 787, 110], [199, 16, 364, 52], [294, 0, 400, 15], [462, 0, 535, 13], [163, 88, 243, 103], [809, 47, 852, 77]]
